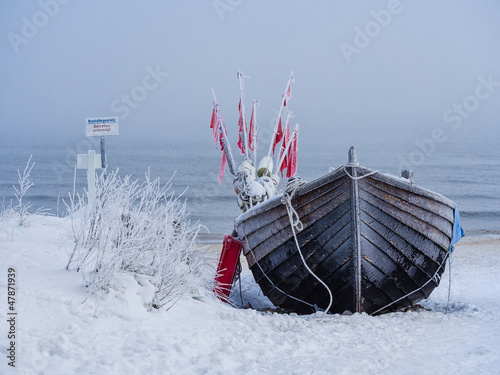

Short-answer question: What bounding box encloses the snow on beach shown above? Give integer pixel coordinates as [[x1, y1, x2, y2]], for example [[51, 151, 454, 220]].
[[1, 215, 499, 375]]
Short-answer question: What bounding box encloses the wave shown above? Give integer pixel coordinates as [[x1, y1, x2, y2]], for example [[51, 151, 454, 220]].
[[460, 211, 500, 218], [451, 193, 500, 200]]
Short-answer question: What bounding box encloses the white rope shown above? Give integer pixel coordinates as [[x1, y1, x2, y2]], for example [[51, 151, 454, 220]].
[[243, 234, 317, 310], [445, 251, 453, 314], [371, 247, 452, 315], [281, 177, 306, 232], [281, 177, 333, 317], [343, 165, 379, 180]]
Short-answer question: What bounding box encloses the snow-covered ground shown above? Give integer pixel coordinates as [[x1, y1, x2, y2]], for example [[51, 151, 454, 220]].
[[1, 215, 499, 375]]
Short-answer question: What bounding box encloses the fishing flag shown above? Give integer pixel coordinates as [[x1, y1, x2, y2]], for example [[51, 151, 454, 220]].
[[237, 98, 246, 155], [237, 112, 245, 154], [283, 83, 292, 106], [248, 102, 256, 152], [218, 116, 229, 184], [272, 117, 283, 155], [286, 127, 299, 178], [210, 103, 219, 146], [279, 120, 290, 176], [210, 103, 217, 129], [219, 147, 227, 184]]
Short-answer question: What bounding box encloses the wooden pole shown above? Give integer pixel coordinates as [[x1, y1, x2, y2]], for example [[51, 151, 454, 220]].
[[88, 150, 96, 204], [212, 89, 237, 176], [237, 71, 250, 160], [274, 124, 298, 175], [251, 99, 258, 166], [100, 135, 106, 178], [274, 111, 292, 169], [267, 71, 294, 158]]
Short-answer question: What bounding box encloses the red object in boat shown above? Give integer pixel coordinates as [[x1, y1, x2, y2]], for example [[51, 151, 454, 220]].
[[213, 234, 243, 302]]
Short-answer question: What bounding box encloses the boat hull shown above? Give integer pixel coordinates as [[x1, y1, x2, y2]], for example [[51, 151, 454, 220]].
[[234, 162, 456, 315]]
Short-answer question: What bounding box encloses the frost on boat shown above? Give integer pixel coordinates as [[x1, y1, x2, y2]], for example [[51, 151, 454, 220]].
[[210, 72, 464, 315]]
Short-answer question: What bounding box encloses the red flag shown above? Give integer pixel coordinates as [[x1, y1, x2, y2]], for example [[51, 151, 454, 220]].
[[272, 117, 282, 154], [237, 98, 247, 155], [210, 105, 217, 129], [218, 119, 228, 183], [237, 112, 245, 155], [286, 129, 298, 178], [279, 121, 290, 175], [248, 104, 256, 151], [218, 117, 227, 149], [211, 105, 219, 146], [283, 83, 292, 106], [219, 147, 227, 184]]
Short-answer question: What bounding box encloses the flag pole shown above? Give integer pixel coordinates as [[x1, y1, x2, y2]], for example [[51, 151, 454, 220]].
[[251, 99, 258, 166], [237, 70, 250, 161], [212, 89, 236, 176], [274, 110, 292, 170], [275, 124, 298, 175], [267, 71, 294, 159]]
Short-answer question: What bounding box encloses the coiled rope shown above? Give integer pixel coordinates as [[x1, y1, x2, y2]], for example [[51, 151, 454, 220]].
[[281, 177, 334, 317], [281, 177, 307, 232]]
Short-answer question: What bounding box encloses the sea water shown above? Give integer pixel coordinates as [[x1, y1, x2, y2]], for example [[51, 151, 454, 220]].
[[1, 128, 498, 236]]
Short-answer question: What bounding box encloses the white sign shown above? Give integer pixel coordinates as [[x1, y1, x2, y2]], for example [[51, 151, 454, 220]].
[[77, 153, 102, 170], [86, 117, 119, 137]]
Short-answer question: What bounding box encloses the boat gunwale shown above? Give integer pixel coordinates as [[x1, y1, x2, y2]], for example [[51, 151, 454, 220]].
[[234, 164, 456, 233]]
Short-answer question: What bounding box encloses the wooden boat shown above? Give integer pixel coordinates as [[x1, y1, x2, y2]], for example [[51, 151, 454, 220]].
[[234, 147, 461, 315]]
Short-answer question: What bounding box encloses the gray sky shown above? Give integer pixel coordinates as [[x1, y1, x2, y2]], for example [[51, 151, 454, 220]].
[[1, 0, 500, 148]]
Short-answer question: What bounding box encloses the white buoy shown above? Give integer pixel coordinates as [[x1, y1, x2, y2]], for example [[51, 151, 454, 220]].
[[257, 156, 273, 177]]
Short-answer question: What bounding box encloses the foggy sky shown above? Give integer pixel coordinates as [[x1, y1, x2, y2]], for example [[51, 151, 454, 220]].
[[1, 0, 500, 149]]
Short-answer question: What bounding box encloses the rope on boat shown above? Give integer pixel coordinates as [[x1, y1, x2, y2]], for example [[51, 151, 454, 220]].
[[446, 251, 453, 314], [281, 177, 334, 317], [281, 177, 307, 232], [233, 260, 244, 306], [329, 162, 379, 181], [343, 165, 379, 180], [371, 246, 453, 315], [243, 234, 318, 311]]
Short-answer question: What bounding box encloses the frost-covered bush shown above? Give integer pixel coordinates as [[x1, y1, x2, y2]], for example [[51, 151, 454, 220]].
[[1, 155, 47, 225], [66, 169, 213, 310]]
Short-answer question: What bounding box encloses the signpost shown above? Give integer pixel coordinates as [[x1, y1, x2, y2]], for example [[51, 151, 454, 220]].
[[78, 116, 119, 203], [85, 117, 119, 169], [76, 150, 102, 204]]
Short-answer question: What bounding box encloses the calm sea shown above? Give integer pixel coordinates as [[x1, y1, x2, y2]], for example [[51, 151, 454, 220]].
[[1, 128, 498, 236]]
